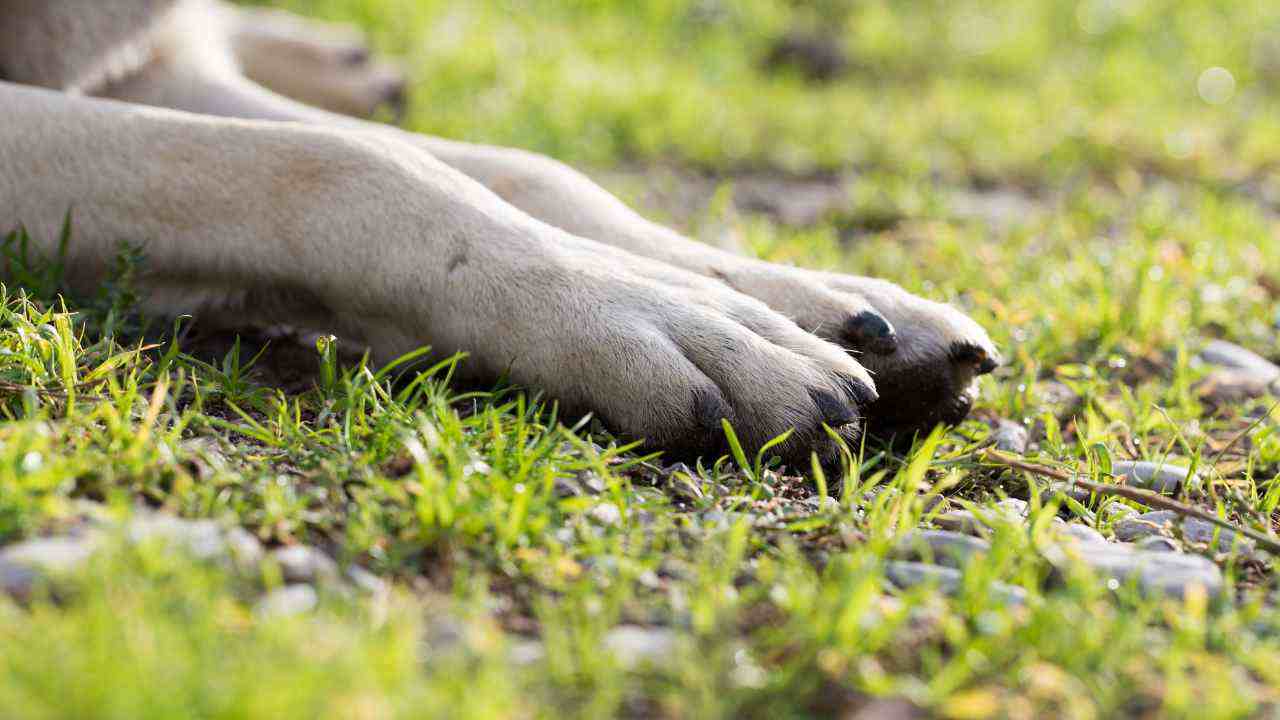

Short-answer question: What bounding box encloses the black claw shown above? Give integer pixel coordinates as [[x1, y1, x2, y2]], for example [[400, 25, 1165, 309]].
[[834, 373, 878, 407], [692, 386, 734, 433], [844, 311, 898, 355], [809, 388, 859, 428], [340, 46, 372, 67], [950, 341, 1000, 374]]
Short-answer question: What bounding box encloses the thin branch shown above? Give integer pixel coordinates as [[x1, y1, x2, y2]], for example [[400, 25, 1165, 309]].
[[981, 449, 1280, 555]]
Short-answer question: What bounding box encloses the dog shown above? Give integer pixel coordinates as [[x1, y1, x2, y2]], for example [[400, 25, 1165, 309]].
[[0, 0, 999, 467]]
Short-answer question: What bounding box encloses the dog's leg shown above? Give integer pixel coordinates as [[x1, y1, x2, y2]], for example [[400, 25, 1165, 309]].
[[0, 81, 876, 464], [97, 29, 995, 436]]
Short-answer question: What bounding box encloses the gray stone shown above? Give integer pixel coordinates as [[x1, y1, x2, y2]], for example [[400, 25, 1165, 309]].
[[345, 565, 389, 597], [126, 515, 226, 560], [0, 536, 98, 574], [1136, 536, 1181, 553], [255, 584, 318, 617], [0, 558, 41, 601], [1108, 460, 1196, 494], [270, 545, 339, 585], [933, 510, 983, 535], [224, 527, 265, 568], [1198, 339, 1280, 380], [1048, 543, 1223, 599], [996, 498, 1029, 517], [1114, 511, 1251, 552], [884, 561, 1026, 606], [1056, 524, 1108, 546], [602, 625, 678, 668], [1197, 369, 1280, 403], [1045, 481, 1094, 504], [1179, 517, 1251, 552], [1114, 511, 1178, 542], [893, 531, 991, 568], [992, 419, 1030, 454], [589, 502, 622, 526]]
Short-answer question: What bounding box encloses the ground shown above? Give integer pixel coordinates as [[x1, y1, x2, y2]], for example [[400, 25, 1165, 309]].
[[2, 0, 1280, 718]]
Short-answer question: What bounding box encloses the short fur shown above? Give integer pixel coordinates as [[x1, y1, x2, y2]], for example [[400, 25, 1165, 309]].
[[0, 0, 999, 464]]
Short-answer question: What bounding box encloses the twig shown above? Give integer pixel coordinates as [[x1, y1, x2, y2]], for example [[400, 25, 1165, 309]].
[[981, 449, 1280, 555]]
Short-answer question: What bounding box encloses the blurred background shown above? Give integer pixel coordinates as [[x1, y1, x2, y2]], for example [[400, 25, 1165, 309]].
[[246, 0, 1278, 184]]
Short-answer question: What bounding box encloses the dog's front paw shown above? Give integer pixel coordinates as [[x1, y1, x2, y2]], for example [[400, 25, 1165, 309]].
[[229, 5, 408, 120], [714, 262, 999, 439], [450, 253, 878, 468]]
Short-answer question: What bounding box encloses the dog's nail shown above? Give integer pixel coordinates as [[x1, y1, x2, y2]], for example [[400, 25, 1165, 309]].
[[809, 389, 859, 428], [844, 310, 898, 355], [951, 342, 1000, 374], [340, 46, 372, 67]]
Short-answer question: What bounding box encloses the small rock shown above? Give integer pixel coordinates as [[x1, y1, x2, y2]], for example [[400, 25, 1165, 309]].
[[933, 510, 983, 535], [1109, 460, 1196, 495], [224, 527, 265, 568], [126, 515, 227, 560], [1197, 369, 1280, 403], [1056, 524, 1108, 546], [589, 502, 622, 527], [1198, 339, 1280, 379], [270, 545, 339, 585], [1047, 543, 1223, 599], [509, 640, 546, 667], [992, 419, 1030, 454], [1114, 511, 1251, 552], [1114, 511, 1177, 542], [1044, 481, 1094, 504], [0, 536, 98, 574], [0, 558, 41, 601], [553, 476, 585, 498], [345, 565, 388, 597], [1136, 536, 1181, 553], [1178, 517, 1251, 551], [602, 625, 678, 668], [577, 471, 607, 495], [996, 498, 1029, 517], [0, 536, 101, 599], [255, 584, 318, 617], [893, 531, 991, 568], [884, 561, 1026, 606], [764, 31, 849, 82]]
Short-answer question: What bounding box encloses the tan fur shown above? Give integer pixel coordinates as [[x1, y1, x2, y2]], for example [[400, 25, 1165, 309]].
[[0, 0, 998, 462]]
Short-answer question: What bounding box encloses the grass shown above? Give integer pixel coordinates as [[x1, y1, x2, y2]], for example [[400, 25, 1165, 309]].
[[3, 0, 1280, 717]]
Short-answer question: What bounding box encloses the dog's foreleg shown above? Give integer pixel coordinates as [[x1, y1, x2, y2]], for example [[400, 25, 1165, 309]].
[[0, 80, 878, 464]]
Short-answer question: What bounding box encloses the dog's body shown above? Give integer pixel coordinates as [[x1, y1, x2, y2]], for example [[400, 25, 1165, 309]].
[[0, 0, 998, 464]]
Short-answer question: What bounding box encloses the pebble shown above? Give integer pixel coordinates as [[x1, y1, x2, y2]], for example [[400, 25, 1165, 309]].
[[255, 584, 319, 617], [1114, 511, 1176, 542], [992, 419, 1030, 454], [1047, 543, 1223, 599], [1198, 339, 1280, 379], [1136, 536, 1182, 553], [602, 625, 678, 668], [1195, 340, 1280, 402], [270, 545, 340, 585], [883, 561, 1027, 606], [1108, 460, 1196, 495], [0, 535, 101, 601], [589, 502, 623, 526], [933, 510, 983, 535], [1056, 524, 1108, 546], [893, 531, 991, 568], [1197, 369, 1280, 403], [1114, 511, 1251, 552]]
